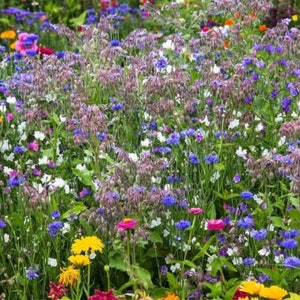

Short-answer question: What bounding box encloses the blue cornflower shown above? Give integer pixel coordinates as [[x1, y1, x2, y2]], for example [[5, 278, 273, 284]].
[[243, 257, 257, 266], [280, 229, 299, 239], [178, 199, 188, 209], [281, 97, 291, 113], [282, 256, 300, 268], [50, 210, 60, 220], [240, 190, 254, 200], [281, 239, 298, 249], [189, 153, 200, 165], [55, 51, 65, 59], [110, 39, 121, 47], [237, 215, 255, 229], [118, 3, 131, 14], [166, 132, 181, 145], [111, 102, 123, 110], [155, 56, 168, 70], [239, 203, 248, 212], [13, 145, 25, 154], [96, 207, 105, 215], [167, 175, 179, 183], [25, 49, 37, 57], [149, 121, 157, 130], [251, 228, 267, 240], [8, 176, 23, 187], [96, 132, 107, 141], [204, 154, 219, 164], [270, 90, 279, 99], [175, 220, 191, 230], [153, 147, 172, 154], [25, 267, 39, 279], [0, 220, 6, 229], [242, 57, 252, 66], [48, 221, 63, 237], [162, 194, 177, 206]]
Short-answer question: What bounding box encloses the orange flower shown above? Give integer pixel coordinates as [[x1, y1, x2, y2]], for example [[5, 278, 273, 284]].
[[224, 40, 230, 48], [248, 13, 256, 20], [0, 30, 16, 40], [225, 19, 234, 26], [159, 292, 180, 300], [235, 12, 240, 19], [258, 24, 267, 32]]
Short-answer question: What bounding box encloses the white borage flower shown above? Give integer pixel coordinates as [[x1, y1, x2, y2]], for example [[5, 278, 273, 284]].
[[0, 103, 6, 112], [34, 131, 45, 141], [211, 64, 221, 74], [47, 257, 58, 267], [162, 39, 175, 50], [156, 132, 166, 143], [163, 229, 170, 237], [6, 96, 16, 104], [150, 217, 161, 228], [236, 146, 247, 159], [255, 122, 264, 132], [76, 163, 87, 171], [141, 139, 151, 148], [253, 194, 263, 205], [18, 121, 27, 133], [4, 153, 14, 161], [274, 254, 284, 264], [61, 222, 70, 234], [128, 153, 139, 162], [4, 233, 9, 243], [258, 247, 270, 256], [90, 252, 96, 260], [41, 174, 51, 184], [3, 166, 13, 175], [232, 257, 243, 265], [278, 136, 286, 147], [210, 171, 220, 183], [52, 177, 66, 188], [170, 263, 181, 273], [228, 118, 239, 129], [38, 156, 49, 165], [0, 140, 10, 152]]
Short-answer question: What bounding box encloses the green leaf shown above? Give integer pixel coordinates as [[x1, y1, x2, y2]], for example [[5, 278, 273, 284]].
[[109, 253, 129, 272], [72, 168, 93, 186], [0, 18, 12, 26], [166, 272, 180, 290], [270, 216, 287, 229], [286, 293, 300, 300], [151, 288, 171, 299], [70, 11, 87, 27], [62, 202, 87, 219], [149, 231, 163, 244], [192, 235, 216, 262], [134, 265, 153, 289]]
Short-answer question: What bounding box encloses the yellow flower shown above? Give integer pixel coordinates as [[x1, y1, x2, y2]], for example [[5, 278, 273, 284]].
[[10, 42, 15, 50], [0, 116, 3, 123], [159, 292, 180, 300], [71, 236, 104, 255], [292, 15, 298, 22], [240, 281, 264, 295], [68, 254, 90, 266], [259, 285, 288, 300], [0, 30, 16, 40], [58, 266, 80, 286]]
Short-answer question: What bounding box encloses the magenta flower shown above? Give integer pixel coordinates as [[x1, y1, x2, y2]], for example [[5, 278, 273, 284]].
[[206, 219, 226, 231], [188, 208, 204, 215], [15, 32, 38, 55], [88, 289, 118, 300], [28, 140, 39, 151], [117, 218, 138, 230]]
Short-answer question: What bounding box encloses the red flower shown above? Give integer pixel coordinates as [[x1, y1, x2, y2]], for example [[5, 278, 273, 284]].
[[206, 219, 226, 231], [38, 46, 54, 55], [47, 281, 68, 300], [88, 289, 118, 300], [232, 287, 249, 300]]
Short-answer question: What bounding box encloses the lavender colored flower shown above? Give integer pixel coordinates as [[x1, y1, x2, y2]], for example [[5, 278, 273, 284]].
[[204, 154, 219, 164], [155, 56, 168, 70], [233, 173, 241, 183], [258, 273, 271, 283], [243, 257, 257, 266], [237, 215, 255, 229], [189, 153, 200, 165], [175, 220, 191, 230], [282, 256, 300, 268], [25, 267, 39, 279], [240, 190, 254, 200], [162, 194, 177, 206], [111, 102, 124, 110], [160, 265, 168, 276], [281, 97, 291, 113], [280, 239, 298, 249], [153, 147, 172, 154], [48, 221, 63, 237], [251, 228, 267, 240]]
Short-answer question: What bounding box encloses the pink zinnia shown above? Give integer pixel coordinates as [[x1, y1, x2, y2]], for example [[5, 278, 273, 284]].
[[188, 207, 204, 215], [28, 140, 39, 151], [117, 218, 138, 230], [15, 32, 38, 55], [88, 289, 118, 300], [206, 219, 226, 231]]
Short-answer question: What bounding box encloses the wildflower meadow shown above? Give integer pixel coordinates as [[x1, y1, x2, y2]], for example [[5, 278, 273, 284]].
[[0, 0, 300, 299]]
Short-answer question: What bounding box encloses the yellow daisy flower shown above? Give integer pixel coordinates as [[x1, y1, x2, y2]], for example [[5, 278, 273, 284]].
[[0, 30, 16, 40], [58, 266, 80, 286], [259, 285, 288, 300], [71, 236, 104, 255], [68, 254, 90, 266], [292, 15, 298, 22], [240, 281, 264, 295]]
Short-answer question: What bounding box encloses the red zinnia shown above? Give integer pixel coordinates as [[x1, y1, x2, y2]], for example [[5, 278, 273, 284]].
[[38, 46, 54, 55], [47, 282, 68, 300]]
